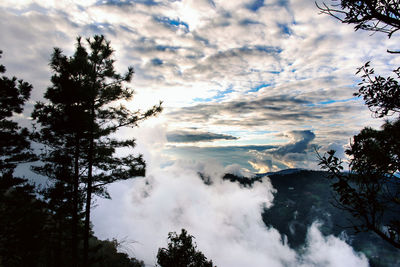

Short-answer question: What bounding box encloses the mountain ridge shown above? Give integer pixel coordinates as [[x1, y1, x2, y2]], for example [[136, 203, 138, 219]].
[[220, 169, 400, 267]]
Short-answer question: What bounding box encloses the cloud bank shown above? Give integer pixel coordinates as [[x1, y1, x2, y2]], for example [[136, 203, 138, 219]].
[[91, 123, 369, 267], [92, 160, 368, 267]]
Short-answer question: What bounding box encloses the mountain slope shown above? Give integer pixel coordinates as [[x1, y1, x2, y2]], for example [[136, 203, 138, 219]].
[[223, 170, 400, 267]]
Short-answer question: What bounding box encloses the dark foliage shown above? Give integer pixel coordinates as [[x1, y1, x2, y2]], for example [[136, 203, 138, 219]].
[[355, 62, 400, 117], [0, 50, 35, 174], [222, 173, 262, 187], [32, 35, 162, 265], [0, 181, 144, 267], [0, 173, 48, 267], [88, 237, 145, 267], [317, 0, 400, 250], [0, 47, 148, 266], [317, 0, 400, 39], [319, 121, 400, 249], [157, 229, 215, 267], [0, 50, 45, 266]]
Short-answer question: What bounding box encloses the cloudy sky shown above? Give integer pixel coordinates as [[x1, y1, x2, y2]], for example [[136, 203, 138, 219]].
[[1, 0, 399, 266], [2, 0, 399, 173]]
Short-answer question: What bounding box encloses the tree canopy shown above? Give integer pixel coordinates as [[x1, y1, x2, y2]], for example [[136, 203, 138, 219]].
[[318, 0, 400, 250], [0, 50, 34, 174], [157, 229, 215, 267], [317, 0, 400, 39], [32, 35, 162, 265], [0, 37, 163, 265], [0, 50, 47, 266]]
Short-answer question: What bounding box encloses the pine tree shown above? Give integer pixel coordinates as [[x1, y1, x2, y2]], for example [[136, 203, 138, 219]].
[[32, 35, 162, 266], [0, 50, 34, 175], [32, 44, 91, 266], [0, 50, 46, 266]]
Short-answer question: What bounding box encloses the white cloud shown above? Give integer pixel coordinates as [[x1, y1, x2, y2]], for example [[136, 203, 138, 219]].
[[301, 222, 369, 267], [92, 159, 368, 267], [224, 163, 254, 177]]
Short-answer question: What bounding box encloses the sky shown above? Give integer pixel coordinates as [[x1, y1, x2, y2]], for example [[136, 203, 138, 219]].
[[1, 0, 399, 266], [2, 0, 399, 174]]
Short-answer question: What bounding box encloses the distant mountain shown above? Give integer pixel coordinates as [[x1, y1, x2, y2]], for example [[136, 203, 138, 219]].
[[256, 168, 306, 177], [222, 169, 400, 267]]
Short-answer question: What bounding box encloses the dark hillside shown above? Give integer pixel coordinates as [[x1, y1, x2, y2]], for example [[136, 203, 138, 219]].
[[223, 170, 400, 267]]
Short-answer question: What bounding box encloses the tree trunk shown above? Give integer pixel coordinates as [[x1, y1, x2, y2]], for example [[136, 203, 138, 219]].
[[83, 104, 95, 266], [72, 135, 79, 267]]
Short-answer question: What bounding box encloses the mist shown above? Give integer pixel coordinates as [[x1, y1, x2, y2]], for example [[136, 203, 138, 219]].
[[92, 159, 368, 267]]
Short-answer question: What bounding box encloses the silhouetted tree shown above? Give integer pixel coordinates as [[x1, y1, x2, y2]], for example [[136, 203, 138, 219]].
[[317, 0, 400, 40], [0, 46, 151, 267], [0, 173, 49, 267], [317, 0, 400, 249], [32, 43, 93, 266], [33, 35, 162, 265], [0, 50, 34, 175], [89, 237, 145, 267], [355, 61, 400, 117], [0, 50, 47, 266], [319, 123, 400, 249], [157, 229, 215, 267]]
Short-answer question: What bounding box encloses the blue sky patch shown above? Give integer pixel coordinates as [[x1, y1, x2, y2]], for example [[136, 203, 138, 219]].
[[238, 46, 282, 55], [246, 0, 264, 12], [278, 23, 292, 35], [151, 58, 163, 66], [277, 0, 289, 8], [248, 83, 272, 93], [307, 97, 359, 107], [193, 85, 235, 103], [240, 19, 262, 26], [255, 45, 283, 54], [269, 71, 281, 74], [155, 45, 180, 52], [154, 16, 190, 32], [97, 0, 159, 6]]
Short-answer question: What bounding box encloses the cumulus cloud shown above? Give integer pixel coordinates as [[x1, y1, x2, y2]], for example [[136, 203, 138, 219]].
[[270, 130, 315, 155], [246, 130, 317, 172]]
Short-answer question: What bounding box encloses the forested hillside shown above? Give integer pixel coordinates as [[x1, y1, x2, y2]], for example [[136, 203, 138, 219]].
[[224, 170, 400, 267]]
